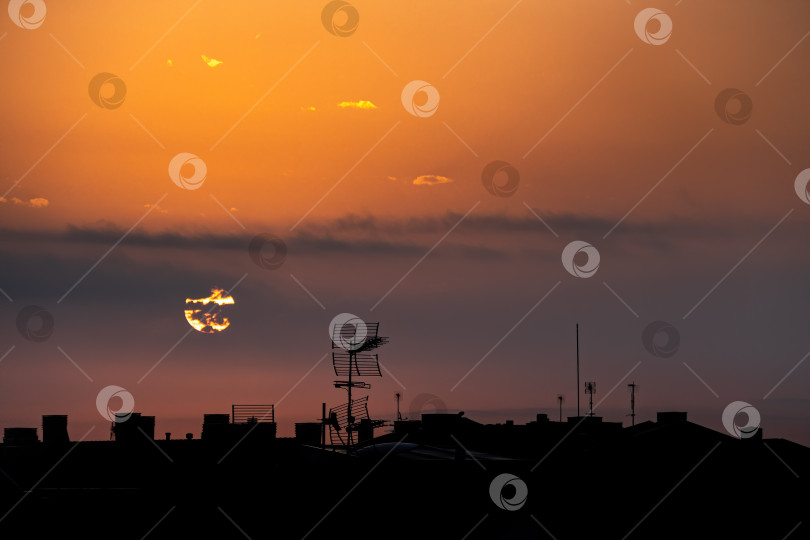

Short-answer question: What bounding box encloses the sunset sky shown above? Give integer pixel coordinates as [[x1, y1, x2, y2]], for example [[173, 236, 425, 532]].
[[2, 0, 810, 445]]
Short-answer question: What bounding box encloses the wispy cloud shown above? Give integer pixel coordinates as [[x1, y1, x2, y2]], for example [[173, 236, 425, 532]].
[[1, 211, 794, 264], [413, 175, 453, 186], [338, 100, 377, 110], [1, 196, 49, 208]]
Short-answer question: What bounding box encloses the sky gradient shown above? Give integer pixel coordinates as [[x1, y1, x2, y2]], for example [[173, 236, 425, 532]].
[[2, 0, 810, 445]]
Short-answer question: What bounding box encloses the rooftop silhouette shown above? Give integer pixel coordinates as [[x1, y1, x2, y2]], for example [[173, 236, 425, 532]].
[[0, 405, 806, 539]]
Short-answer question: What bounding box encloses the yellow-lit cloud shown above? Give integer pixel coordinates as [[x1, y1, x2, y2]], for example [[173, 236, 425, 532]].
[[413, 175, 454, 186], [1, 196, 49, 208], [338, 100, 377, 110], [201, 55, 223, 67], [301, 106, 316, 111], [167, 59, 173, 67]]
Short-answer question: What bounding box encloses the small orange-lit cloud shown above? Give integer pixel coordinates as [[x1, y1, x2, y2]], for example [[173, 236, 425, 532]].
[[201, 55, 223, 67], [413, 175, 453, 186], [1, 196, 49, 208], [184, 289, 234, 333], [167, 59, 173, 67], [301, 106, 316, 111], [144, 202, 168, 214], [338, 100, 376, 110], [28, 197, 49, 208]]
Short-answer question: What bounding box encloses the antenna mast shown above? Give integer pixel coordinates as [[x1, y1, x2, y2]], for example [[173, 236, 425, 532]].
[[577, 323, 579, 417], [329, 318, 388, 447], [395, 392, 402, 421], [584, 381, 596, 417], [557, 394, 563, 422], [628, 382, 638, 426]]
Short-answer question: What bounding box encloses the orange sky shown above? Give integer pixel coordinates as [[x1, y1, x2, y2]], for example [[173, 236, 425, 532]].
[[2, 1, 810, 444], [3, 0, 808, 231]]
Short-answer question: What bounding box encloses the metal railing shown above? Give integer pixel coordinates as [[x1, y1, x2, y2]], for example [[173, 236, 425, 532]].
[[231, 404, 274, 424]]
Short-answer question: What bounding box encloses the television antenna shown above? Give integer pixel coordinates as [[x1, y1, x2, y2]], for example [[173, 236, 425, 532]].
[[627, 382, 639, 426], [326, 396, 375, 446], [557, 394, 564, 422], [395, 392, 402, 421], [584, 381, 596, 417], [329, 317, 388, 446]]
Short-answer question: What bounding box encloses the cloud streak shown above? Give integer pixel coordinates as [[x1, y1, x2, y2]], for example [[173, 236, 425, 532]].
[[413, 175, 454, 186], [0, 211, 800, 259], [337, 100, 376, 110], [1, 196, 49, 208]]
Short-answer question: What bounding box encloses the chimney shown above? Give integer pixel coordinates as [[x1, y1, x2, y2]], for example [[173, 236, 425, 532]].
[[42, 415, 69, 445]]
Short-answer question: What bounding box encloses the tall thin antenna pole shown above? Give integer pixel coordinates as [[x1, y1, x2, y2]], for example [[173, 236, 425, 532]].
[[576, 323, 579, 417], [628, 382, 637, 426], [321, 402, 326, 447], [347, 350, 354, 445], [557, 395, 563, 422]]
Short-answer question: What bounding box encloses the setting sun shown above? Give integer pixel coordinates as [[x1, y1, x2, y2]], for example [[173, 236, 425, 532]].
[[184, 289, 234, 333]]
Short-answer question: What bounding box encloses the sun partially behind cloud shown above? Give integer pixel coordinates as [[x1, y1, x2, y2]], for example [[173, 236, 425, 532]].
[[184, 289, 234, 333]]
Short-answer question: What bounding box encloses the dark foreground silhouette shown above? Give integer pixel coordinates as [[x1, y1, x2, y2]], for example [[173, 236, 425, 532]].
[[0, 411, 807, 539]]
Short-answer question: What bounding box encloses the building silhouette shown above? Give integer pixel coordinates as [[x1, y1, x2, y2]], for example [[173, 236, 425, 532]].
[[0, 403, 806, 539]]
